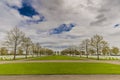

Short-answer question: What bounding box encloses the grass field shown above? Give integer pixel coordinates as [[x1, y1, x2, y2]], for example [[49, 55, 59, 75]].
[[0, 62, 120, 74], [30, 55, 82, 60]]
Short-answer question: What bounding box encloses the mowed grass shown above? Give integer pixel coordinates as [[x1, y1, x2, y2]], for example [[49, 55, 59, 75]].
[[30, 55, 82, 60], [0, 62, 120, 74]]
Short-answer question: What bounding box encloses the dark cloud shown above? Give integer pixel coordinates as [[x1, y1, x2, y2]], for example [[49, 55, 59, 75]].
[[90, 0, 120, 26], [114, 24, 120, 28], [90, 14, 107, 26], [98, 8, 110, 13]]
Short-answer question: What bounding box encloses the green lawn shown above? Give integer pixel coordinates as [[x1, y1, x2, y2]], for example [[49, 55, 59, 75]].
[[0, 62, 120, 74], [30, 55, 82, 60]]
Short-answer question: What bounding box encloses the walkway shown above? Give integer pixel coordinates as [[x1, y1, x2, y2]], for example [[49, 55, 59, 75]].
[[0, 60, 120, 65], [0, 75, 120, 80]]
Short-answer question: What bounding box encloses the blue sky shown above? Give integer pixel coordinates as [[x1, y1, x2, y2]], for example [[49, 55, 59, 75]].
[[0, 0, 120, 50]]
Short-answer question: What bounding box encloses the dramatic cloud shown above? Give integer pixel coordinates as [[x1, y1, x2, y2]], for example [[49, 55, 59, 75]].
[[0, 0, 120, 50]]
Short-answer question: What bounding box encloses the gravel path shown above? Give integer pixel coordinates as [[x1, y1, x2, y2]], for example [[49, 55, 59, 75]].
[[0, 75, 120, 80], [1, 60, 120, 65]]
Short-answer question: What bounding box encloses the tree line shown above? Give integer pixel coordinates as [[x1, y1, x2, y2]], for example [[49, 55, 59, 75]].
[[61, 34, 119, 60], [2, 27, 54, 60], [2, 27, 119, 60]]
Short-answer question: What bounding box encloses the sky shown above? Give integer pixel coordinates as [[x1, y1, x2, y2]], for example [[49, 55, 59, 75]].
[[0, 0, 120, 51]]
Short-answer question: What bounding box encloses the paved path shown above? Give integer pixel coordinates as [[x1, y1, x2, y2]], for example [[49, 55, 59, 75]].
[[1, 75, 120, 80], [1, 60, 120, 65]]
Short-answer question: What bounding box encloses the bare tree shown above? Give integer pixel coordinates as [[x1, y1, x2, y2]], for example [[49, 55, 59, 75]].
[[35, 43, 41, 56], [68, 45, 75, 56], [81, 39, 90, 58], [30, 43, 36, 57], [84, 39, 90, 58], [78, 42, 85, 57], [22, 37, 32, 59], [91, 34, 107, 60], [101, 41, 109, 55], [5, 27, 25, 60]]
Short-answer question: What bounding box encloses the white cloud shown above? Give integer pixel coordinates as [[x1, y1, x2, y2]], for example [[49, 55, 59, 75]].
[[0, 0, 120, 50]]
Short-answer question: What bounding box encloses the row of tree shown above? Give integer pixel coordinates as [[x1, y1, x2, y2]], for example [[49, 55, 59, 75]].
[[3, 27, 119, 60], [61, 34, 119, 60], [3, 27, 54, 60]]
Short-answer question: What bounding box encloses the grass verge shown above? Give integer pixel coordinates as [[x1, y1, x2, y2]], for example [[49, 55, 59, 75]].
[[0, 62, 120, 74]]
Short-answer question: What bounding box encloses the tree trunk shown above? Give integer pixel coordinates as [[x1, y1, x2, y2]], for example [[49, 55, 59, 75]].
[[86, 44, 89, 58], [40, 50, 42, 56], [79, 53, 81, 57], [32, 50, 34, 57], [13, 43, 17, 60], [25, 47, 28, 59], [37, 52, 39, 57], [97, 45, 99, 60], [86, 54, 89, 58]]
